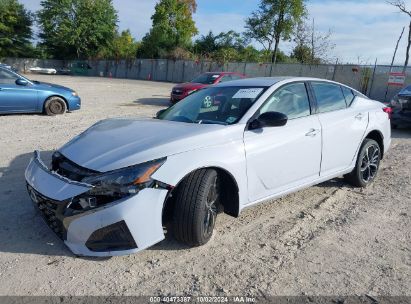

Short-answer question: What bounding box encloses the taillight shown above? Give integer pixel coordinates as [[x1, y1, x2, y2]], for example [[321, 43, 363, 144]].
[[383, 107, 392, 119]]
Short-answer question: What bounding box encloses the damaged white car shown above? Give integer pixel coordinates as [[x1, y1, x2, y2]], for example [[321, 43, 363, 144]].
[[25, 77, 391, 256]]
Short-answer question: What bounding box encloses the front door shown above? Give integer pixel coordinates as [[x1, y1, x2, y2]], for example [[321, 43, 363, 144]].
[[0, 69, 38, 113], [244, 82, 322, 202]]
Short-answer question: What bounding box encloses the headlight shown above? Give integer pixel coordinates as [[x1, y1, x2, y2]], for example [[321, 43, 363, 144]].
[[66, 158, 166, 214], [71, 91, 78, 96]]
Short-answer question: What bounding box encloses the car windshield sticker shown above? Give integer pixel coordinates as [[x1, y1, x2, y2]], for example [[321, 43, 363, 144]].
[[212, 75, 220, 78], [226, 117, 236, 123], [203, 96, 213, 108], [233, 88, 264, 99]]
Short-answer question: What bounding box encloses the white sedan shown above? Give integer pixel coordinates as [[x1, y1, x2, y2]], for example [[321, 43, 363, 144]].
[[25, 77, 391, 256]]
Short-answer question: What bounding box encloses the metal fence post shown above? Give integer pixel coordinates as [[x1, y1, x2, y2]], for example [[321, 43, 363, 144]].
[[332, 59, 338, 81], [368, 58, 378, 98]]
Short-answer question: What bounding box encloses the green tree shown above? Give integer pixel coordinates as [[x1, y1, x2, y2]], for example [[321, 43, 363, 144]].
[[38, 0, 118, 59], [139, 0, 198, 58], [194, 31, 219, 57], [0, 0, 34, 57], [100, 29, 140, 60], [194, 30, 249, 61], [245, 0, 306, 63]]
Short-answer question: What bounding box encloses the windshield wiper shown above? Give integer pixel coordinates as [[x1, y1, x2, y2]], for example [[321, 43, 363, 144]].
[[195, 119, 228, 125]]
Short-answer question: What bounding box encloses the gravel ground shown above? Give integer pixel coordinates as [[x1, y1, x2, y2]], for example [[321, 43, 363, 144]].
[[0, 75, 410, 297]]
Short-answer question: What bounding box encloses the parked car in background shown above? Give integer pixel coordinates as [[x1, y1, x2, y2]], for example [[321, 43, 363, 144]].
[[0, 66, 81, 115], [29, 67, 57, 75], [390, 84, 411, 128], [0, 63, 18, 73], [25, 77, 391, 256], [170, 72, 246, 103]]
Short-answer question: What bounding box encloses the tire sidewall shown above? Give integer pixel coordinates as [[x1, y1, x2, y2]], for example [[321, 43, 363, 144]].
[[354, 139, 381, 187], [45, 97, 67, 116], [194, 170, 219, 243]]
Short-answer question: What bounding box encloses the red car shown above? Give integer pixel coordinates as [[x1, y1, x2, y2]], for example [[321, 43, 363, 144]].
[[170, 72, 246, 103]]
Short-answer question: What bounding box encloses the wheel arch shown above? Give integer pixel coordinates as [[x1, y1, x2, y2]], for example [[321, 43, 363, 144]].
[[364, 129, 385, 159], [43, 95, 68, 112], [161, 165, 240, 226]]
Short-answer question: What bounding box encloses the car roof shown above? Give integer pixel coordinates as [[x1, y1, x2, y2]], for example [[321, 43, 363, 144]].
[[214, 77, 294, 87]]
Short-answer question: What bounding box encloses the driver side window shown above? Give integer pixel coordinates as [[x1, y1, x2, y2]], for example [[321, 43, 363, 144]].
[[0, 68, 18, 84], [260, 82, 311, 120]]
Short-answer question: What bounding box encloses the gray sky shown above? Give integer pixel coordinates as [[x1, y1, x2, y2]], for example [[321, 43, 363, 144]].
[[20, 0, 411, 65]]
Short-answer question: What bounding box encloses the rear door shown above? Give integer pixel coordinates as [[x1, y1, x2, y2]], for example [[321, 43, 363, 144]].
[[244, 82, 322, 202], [309, 81, 368, 176], [0, 68, 38, 113]]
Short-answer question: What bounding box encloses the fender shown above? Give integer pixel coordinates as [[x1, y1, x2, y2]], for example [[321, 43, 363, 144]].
[[152, 137, 249, 213]]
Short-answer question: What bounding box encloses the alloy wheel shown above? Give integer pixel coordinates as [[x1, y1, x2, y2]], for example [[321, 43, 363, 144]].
[[203, 176, 218, 238], [360, 144, 380, 183]]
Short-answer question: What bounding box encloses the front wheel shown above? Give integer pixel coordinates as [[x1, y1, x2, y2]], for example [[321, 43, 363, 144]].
[[172, 169, 220, 246], [44, 96, 67, 116], [344, 139, 381, 187]]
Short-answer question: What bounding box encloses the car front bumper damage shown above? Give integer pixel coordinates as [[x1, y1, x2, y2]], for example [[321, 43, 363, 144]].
[[25, 151, 168, 256]]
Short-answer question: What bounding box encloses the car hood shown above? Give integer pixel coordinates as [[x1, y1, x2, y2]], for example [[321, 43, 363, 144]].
[[33, 81, 73, 92], [173, 82, 208, 91], [59, 118, 243, 172]]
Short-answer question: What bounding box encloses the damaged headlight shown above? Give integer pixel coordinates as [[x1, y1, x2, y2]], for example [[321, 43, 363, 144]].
[[66, 158, 166, 213]]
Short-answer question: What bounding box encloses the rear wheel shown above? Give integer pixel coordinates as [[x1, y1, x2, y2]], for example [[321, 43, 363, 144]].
[[344, 139, 381, 187], [172, 169, 220, 246], [44, 96, 67, 116]]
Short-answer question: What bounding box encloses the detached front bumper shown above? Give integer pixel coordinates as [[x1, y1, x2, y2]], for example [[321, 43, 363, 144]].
[[25, 151, 168, 256]]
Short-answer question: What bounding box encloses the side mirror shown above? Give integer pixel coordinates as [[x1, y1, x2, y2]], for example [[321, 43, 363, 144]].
[[155, 108, 167, 118], [15, 78, 29, 86], [249, 111, 288, 130]]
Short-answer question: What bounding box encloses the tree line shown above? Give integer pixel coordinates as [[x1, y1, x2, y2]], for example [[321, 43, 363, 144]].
[[0, 0, 342, 64]]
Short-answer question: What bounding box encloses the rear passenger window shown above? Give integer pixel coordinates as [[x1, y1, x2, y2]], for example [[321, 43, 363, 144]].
[[311, 82, 347, 113], [341, 86, 355, 105]]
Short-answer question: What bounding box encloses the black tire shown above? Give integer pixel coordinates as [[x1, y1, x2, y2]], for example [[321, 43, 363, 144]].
[[172, 169, 220, 246], [344, 139, 381, 187], [44, 97, 67, 116]]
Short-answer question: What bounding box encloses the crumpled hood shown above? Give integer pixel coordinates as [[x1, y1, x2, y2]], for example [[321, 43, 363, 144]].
[[59, 118, 243, 172]]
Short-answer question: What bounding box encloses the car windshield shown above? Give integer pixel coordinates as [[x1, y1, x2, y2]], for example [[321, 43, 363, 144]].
[[158, 86, 267, 125], [191, 73, 221, 84], [0, 67, 30, 84], [399, 85, 411, 95]]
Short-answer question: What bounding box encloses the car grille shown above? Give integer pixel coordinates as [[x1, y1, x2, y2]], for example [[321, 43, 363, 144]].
[[27, 185, 67, 240], [52, 153, 98, 182]]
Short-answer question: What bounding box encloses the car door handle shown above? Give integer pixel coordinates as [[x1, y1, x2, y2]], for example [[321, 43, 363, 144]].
[[355, 113, 364, 120], [305, 129, 320, 137]]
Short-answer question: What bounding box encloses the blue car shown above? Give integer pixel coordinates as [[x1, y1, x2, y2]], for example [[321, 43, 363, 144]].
[[0, 66, 81, 115]]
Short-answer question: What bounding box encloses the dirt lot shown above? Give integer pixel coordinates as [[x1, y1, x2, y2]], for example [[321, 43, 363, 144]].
[[0, 75, 410, 296]]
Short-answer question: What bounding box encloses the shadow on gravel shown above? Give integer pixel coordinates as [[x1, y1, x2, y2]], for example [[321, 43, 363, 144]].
[[391, 127, 411, 139], [132, 97, 170, 107], [0, 151, 74, 257]]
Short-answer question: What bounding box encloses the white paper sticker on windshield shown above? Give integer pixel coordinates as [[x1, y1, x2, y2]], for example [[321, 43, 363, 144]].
[[232, 88, 263, 99], [212, 75, 220, 78]]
